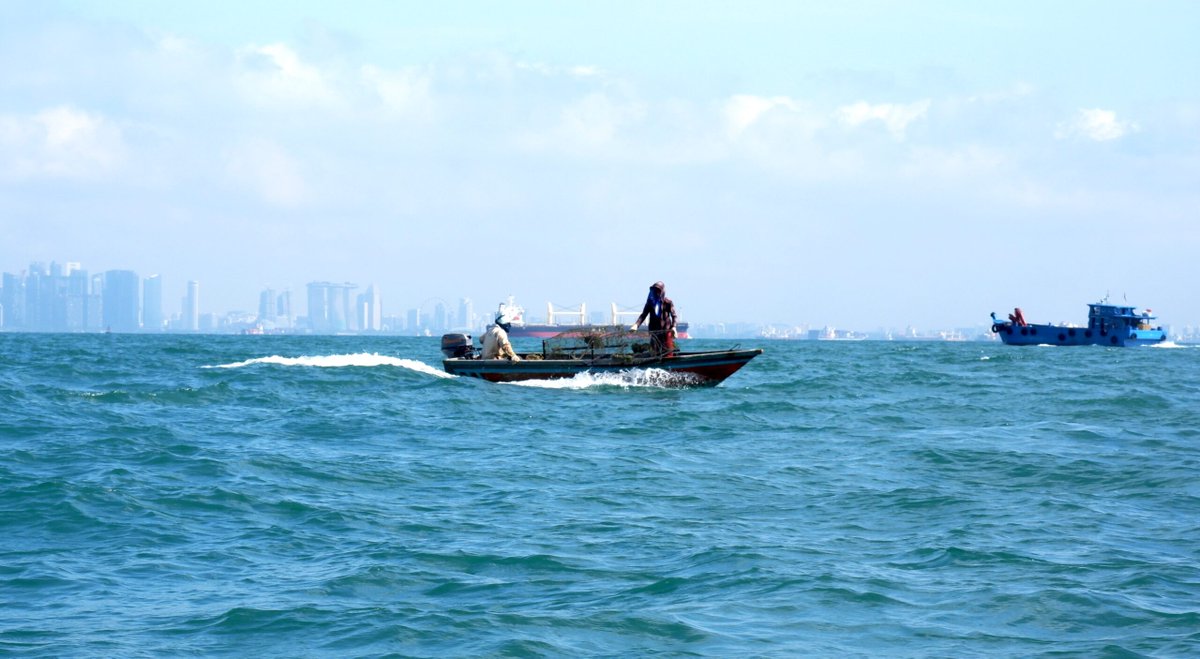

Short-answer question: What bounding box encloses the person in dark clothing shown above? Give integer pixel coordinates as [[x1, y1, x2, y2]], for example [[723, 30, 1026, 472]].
[[632, 281, 678, 355]]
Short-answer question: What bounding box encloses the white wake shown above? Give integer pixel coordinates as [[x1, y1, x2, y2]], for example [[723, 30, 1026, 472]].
[[507, 368, 702, 390], [204, 353, 454, 378]]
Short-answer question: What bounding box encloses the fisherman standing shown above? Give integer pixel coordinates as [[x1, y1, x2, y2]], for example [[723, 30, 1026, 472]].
[[482, 312, 521, 361], [632, 281, 678, 356]]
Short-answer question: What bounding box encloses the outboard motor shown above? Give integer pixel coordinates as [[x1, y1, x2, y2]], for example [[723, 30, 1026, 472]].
[[441, 333, 474, 359]]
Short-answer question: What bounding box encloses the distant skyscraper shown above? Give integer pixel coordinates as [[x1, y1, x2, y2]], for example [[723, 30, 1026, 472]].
[[306, 282, 357, 332], [103, 270, 140, 332], [259, 287, 277, 323], [184, 280, 199, 331], [67, 268, 90, 331], [277, 290, 292, 327], [2, 272, 26, 329], [307, 283, 326, 331], [24, 267, 45, 330], [459, 297, 474, 331], [87, 274, 103, 329], [358, 285, 382, 331], [143, 275, 163, 331], [433, 303, 447, 333]]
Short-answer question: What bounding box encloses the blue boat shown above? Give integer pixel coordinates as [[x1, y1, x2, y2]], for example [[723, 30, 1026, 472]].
[[990, 300, 1167, 347]]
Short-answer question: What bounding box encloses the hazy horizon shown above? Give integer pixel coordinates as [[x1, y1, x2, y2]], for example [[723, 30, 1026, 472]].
[[3, 2, 1197, 329]]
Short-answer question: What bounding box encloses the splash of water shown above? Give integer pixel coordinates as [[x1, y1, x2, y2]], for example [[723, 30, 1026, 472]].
[[507, 368, 702, 390], [204, 353, 455, 378], [1149, 341, 1186, 349]]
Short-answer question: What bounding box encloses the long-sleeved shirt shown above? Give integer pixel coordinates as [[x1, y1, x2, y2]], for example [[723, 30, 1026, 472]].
[[481, 325, 520, 360], [635, 295, 677, 332]]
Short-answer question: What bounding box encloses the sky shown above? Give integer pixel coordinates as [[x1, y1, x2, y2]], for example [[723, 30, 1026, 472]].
[[2, 1, 1198, 330]]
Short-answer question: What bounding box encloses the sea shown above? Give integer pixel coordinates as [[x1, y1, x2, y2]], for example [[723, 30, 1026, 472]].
[[1, 333, 1197, 657]]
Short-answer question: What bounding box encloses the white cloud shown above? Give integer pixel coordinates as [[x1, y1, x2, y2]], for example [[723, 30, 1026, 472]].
[[0, 106, 126, 180], [565, 93, 643, 144], [225, 140, 306, 207], [835, 99, 931, 139], [360, 65, 433, 118], [235, 43, 338, 108], [723, 94, 803, 137], [513, 60, 603, 80], [569, 65, 602, 78], [1055, 108, 1138, 141]]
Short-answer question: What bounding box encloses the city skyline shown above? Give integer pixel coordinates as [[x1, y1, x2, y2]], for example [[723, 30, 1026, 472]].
[[4, 258, 1195, 342], [2, 3, 1198, 329]]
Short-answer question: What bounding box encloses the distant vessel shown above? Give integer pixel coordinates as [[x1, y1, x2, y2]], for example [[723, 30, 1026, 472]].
[[809, 326, 867, 341], [990, 300, 1167, 347], [494, 297, 690, 339]]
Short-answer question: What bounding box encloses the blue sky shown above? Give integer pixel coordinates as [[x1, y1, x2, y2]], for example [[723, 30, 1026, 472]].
[[2, 1, 1197, 329]]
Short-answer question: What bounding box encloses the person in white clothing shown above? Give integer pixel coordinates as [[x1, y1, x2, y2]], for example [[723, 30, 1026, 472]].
[[481, 313, 520, 361]]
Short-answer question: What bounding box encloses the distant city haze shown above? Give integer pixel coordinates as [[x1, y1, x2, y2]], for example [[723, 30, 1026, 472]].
[[2, 3, 1197, 329]]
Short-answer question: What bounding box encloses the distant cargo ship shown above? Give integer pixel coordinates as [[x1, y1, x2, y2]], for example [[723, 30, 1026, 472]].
[[493, 298, 690, 339]]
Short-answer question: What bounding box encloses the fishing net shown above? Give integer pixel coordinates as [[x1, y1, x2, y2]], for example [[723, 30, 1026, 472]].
[[541, 325, 654, 360]]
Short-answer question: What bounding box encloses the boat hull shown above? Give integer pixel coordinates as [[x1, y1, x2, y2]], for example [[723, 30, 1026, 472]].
[[443, 348, 761, 385], [993, 322, 1166, 347]]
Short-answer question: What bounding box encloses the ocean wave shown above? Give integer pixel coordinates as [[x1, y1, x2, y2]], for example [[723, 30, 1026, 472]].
[[507, 368, 703, 390], [204, 353, 453, 378]]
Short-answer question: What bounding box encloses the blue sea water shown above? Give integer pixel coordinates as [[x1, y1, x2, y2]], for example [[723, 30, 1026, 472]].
[[1, 333, 1198, 657]]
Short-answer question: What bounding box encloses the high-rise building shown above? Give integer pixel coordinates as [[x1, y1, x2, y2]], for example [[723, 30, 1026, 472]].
[[1, 272, 26, 329], [87, 274, 104, 330], [358, 284, 382, 332], [24, 267, 45, 330], [143, 275, 163, 331], [184, 280, 199, 331], [66, 268, 90, 331], [433, 302, 447, 333], [277, 290, 292, 327], [458, 297, 474, 331], [103, 270, 140, 332], [258, 287, 277, 323], [306, 282, 357, 332]]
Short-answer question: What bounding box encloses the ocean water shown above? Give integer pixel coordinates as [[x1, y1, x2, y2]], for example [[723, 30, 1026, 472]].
[[2, 333, 1198, 657]]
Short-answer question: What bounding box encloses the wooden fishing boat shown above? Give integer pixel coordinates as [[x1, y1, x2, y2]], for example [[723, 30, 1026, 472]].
[[440, 326, 761, 386]]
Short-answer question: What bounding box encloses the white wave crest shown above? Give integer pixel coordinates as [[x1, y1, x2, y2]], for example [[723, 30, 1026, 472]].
[[508, 368, 702, 389], [1149, 341, 1187, 349], [204, 353, 454, 378]]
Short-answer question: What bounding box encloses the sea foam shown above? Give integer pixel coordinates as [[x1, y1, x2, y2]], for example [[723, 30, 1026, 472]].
[[507, 368, 702, 389], [204, 353, 454, 378]]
